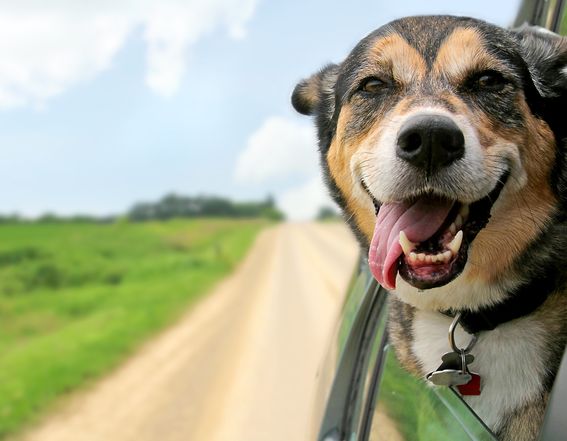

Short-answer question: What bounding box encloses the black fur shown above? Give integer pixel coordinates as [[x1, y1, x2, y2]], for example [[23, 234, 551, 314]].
[[292, 15, 567, 441], [291, 16, 567, 246], [514, 27, 567, 209]]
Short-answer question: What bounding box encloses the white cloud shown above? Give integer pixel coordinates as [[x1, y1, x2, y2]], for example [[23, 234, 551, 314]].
[[234, 116, 319, 183], [235, 116, 338, 220], [0, 0, 258, 109], [279, 176, 336, 221]]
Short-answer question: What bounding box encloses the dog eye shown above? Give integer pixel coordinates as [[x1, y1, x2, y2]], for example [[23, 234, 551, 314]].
[[360, 77, 386, 93], [474, 71, 507, 91]]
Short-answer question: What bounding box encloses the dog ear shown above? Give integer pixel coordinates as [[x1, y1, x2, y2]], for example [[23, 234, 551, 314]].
[[515, 26, 567, 204], [513, 25, 567, 100], [291, 64, 339, 116]]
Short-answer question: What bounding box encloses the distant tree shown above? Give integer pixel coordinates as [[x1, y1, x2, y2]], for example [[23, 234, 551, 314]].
[[198, 196, 235, 217], [0, 194, 285, 224], [264, 194, 276, 208], [127, 194, 285, 221], [37, 213, 60, 223], [128, 203, 156, 221], [0, 213, 22, 224], [261, 207, 285, 221], [316, 206, 340, 221]]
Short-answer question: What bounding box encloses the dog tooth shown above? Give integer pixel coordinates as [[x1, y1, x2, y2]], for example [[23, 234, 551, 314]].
[[432, 254, 439, 263], [448, 230, 463, 254], [443, 250, 452, 262], [399, 231, 415, 255], [455, 214, 463, 229], [409, 252, 417, 262], [460, 204, 470, 220], [425, 255, 432, 263], [449, 223, 457, 235], [417, 253, 426, 262]]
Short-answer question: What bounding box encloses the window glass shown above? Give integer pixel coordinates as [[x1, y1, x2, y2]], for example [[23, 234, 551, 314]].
[[560, 2, 567, 34], [367, 340, 497, 441]]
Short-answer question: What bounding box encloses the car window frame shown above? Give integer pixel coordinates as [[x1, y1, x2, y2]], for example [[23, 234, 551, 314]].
[[317, 261, 385, 441]]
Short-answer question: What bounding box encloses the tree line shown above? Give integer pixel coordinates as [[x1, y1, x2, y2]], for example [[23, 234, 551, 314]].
[[128, 194, 284, 221], [0, 194, 285, 223]]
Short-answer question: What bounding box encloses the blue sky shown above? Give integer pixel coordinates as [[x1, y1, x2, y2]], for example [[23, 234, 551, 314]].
[[1, 0, 520, 219]]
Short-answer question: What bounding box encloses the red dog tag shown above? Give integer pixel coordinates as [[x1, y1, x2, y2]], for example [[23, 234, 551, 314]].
[[457, 373, 481, 395]]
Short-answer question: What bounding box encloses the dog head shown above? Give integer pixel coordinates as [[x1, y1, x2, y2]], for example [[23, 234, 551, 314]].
[[292, 16, 567, 311]]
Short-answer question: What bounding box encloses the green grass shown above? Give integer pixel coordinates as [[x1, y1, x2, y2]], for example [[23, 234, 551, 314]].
[[377, 351, 449, 440], [0, 218, 268, 438]]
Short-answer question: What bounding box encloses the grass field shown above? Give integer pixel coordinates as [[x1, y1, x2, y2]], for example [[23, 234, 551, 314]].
[[0, 218, 267, 438]]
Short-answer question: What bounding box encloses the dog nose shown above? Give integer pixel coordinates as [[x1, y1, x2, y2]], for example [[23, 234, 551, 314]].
[[396, 115, 465, 174]]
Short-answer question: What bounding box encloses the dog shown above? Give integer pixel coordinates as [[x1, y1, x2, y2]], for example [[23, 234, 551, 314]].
[[292, 16, 567, 441]]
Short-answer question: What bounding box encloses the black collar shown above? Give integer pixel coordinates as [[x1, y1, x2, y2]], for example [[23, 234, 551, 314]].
[[442, 271, 558, 335]]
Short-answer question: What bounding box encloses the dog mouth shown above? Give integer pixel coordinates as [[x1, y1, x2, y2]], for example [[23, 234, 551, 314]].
[[365, 171, 509, 290]]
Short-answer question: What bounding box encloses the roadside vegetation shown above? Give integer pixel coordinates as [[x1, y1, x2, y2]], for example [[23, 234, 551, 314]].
[[315, 206, 341, 222], [0, 218, 268, 438]]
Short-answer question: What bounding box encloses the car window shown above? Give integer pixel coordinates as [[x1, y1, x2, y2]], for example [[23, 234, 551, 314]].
[[364, 305, 497, 441], [561, 1, 567, 34], [368, 347, 497, 441], [317, 263, 387, 441]]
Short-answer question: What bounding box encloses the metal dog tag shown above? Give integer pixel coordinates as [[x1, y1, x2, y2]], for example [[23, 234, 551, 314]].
[[426, 351, 474, 387], [427, 369, 472, 386], [441, 351, 474, 367], [426, 313, 482, 393]]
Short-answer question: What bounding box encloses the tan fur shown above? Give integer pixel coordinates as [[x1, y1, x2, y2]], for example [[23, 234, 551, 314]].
[[327, 35, 427, 240], [329, 28, 558, 288], [497, 394, 548, 441], [466, 100, 557, 284], [395, 96, 421, 114], [533, 289, 567, 334], [433, 29, 558, 274], [298, 73, 323, 110], [387, 297, 423, 376], [445, 94, 498, 147], [367, 34, 427, 86], [433, 28, 506, 83], [327, 106, 377, 238]]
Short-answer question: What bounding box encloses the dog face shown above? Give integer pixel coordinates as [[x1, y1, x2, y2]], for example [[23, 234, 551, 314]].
[[293, 16, 567, 310]]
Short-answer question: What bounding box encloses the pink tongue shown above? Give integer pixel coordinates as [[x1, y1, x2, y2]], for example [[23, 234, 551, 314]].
[[368, 198, 454, 289]]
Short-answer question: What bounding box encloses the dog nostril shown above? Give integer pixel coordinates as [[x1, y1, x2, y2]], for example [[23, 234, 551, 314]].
[[403, 133, 422, 152]]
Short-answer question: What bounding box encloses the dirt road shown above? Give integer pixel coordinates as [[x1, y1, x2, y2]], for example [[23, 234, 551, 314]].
[[18, 222, 358, 441]]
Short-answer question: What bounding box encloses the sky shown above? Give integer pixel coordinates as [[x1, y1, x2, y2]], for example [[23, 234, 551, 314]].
[[1, 0, 521, 220]]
